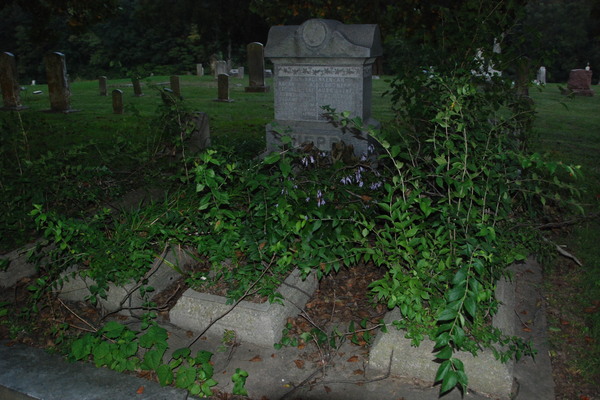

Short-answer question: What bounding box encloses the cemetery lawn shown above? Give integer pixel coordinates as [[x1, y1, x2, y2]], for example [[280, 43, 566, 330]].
[[0, 75, 393, 252], [530, 83, 600, 398], [1, 77, 598, 399]]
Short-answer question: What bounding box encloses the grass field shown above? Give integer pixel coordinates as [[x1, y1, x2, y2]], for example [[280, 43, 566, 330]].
[[529, 83, 600, 393], [1, 77, 598, 393]]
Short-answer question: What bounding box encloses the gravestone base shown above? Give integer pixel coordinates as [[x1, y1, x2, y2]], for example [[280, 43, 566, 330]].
[[0, 105, 28, 111], [214, 98, 234, 103], [245, 85, 270, 93], [266, 119, 379, 157], [42, 108, 80, 114]]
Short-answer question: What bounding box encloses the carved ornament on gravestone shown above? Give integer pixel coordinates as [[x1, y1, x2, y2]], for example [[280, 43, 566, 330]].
[[264, 19, 382, 156], [0, 52, 27, 110]]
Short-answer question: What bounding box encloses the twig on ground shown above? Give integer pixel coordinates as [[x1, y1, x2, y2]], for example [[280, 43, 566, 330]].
[[542, 237, 582, 266], [58, 297, 98, 333]]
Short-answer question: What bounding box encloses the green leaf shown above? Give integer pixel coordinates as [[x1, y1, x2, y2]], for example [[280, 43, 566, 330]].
[[263, 152, 280, 164], [441, 370, 459, 393], [464, 297, 477, 318], [156, 364, 174, 386], [172, 347, 191, 360], [141, 347, 166, 371], [437, 308, 457, 322], [435, 359, 451, 382], [436, 346, 453, 360], [175, 366, 197, 389]]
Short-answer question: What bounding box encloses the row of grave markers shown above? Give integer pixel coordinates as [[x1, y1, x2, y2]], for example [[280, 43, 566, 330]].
[[0, 42, 270, 112]]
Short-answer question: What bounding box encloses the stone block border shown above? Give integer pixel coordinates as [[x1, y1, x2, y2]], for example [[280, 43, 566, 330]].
[[170, 268, 318, 347], [368, 271, 517, 399]]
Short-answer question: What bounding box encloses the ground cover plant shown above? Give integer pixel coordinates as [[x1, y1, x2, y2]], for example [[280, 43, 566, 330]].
[[0, 72, 594, 398]]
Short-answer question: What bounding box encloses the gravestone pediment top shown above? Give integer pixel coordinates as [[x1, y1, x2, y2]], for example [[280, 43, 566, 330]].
[[265, 19, 382, 58]]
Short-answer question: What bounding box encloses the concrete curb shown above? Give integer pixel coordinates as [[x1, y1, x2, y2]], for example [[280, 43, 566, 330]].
[[0, 242, 39, 289], [368, 270, 518, 399], [0, 341, 188, 400], [170, 268, 318, 347], [57, 246, 195, 315]]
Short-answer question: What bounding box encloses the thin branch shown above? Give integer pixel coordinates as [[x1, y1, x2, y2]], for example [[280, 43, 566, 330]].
[[542, 237, 582, 266], [58, 298, 98, 333]]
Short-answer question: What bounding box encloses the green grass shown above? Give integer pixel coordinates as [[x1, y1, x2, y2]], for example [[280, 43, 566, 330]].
[[529, 83, 600, 383], [15, 75, 394, 158]]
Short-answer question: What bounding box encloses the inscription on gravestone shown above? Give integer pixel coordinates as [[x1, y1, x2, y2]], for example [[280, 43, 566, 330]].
[[44, 52, 75, 113], [265, 19, 382, 156], [0, 52, 26, 110]]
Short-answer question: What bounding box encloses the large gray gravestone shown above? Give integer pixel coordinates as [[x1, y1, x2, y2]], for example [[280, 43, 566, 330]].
[[0, 52, 26, 110], [196, 63, 204, 76], [264, 19, 382, 156], [99, 76, 107, 96], [44, 52, 75, 113], [245, 42, 269, 92]]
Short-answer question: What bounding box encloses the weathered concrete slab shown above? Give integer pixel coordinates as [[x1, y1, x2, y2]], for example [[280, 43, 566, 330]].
[[0, 341, 188, 400], [170, 268, 318, 347], [0, 242, 39, 288], [58, 246, 195, 315], [368, 273, 517, 399]]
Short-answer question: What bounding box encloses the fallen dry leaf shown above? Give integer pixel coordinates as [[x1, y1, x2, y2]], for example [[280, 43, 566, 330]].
[[249, 355, 262, 362], [324, 386, 332, 393], [347, 355, 360, 362], [522, 327, 532, 332], [294, 359, 305, 369], [353, 369, 364, 375], [136, 386, 145, 394]]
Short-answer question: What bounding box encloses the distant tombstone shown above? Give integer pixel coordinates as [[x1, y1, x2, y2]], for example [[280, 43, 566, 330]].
[[170, 75, 181, 98], [237, 66, 244, 79], [245, 42, 269, 92], [131, 77, 143, 96], [98, 76, 107, 96], [536, 67, 546, 85], [44, 52, 75, 112], [196, 63, 204, 76], [187, 111, 211, 152], [0, 52, 26, 110], [112, 89, 124, 114], [566, 69, 594, 96], [264, 19, 382, 156], [215, 61, 228, 77], [215, 74, 233, 102]]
